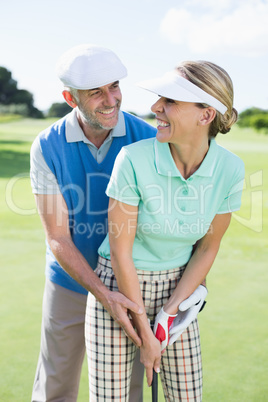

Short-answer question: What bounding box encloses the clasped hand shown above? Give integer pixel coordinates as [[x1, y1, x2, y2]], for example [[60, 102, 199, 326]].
[[139, 332, 161, 386], [104, 290, 143, 347]]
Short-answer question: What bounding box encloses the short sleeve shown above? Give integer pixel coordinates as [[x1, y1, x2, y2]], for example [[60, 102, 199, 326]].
[[30, 136, 61, 194], [106, 147, 141, 206], [217, 160, 245, 214]]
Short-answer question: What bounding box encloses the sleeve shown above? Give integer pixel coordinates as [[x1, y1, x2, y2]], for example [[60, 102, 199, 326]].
[[106, 147, 141, 206], [217, 159, 245, 214], [30, 136, 61, 195]]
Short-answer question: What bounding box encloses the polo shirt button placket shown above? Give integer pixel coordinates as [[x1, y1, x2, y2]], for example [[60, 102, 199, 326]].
[[181, 185, 188, 224], [97, 149, 101, 163]]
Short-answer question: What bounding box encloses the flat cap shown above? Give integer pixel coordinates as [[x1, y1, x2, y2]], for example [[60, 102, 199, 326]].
[[56, 44, 127, 89]]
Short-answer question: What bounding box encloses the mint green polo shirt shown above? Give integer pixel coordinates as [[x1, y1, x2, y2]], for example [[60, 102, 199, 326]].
[[98, 138, 245, 271]]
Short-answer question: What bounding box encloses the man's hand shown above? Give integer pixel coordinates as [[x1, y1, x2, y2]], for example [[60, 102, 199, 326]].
[[169, 285, 207, 345], [103, 290, 143, 347], [153, 308, 177, 352]]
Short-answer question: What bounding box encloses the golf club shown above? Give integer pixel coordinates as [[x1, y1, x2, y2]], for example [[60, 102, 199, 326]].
[[152, 369, 158, 402], [148, 317, 158, 402]]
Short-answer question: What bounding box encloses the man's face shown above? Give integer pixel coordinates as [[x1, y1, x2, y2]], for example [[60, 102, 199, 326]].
[[75, 81, 122, 131]]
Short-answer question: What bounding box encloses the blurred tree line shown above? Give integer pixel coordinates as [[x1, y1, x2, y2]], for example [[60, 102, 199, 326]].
[[0, 66, 43, 118], [1, 66, 268, 129], [0, 66, 72, 119], [47, 102, 72, 118], [237, 107, 268, 133]]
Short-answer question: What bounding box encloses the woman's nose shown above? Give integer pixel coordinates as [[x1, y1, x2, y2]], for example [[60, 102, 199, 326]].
[[151, 98, 163, 113]]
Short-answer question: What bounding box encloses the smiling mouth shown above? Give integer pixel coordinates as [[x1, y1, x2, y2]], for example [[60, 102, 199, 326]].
[[157, 119, 170, 127], [98, 107, 116, 115]]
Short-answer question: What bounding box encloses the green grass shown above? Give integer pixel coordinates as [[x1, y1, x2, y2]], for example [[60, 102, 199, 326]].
[[0, 114, 24, 123], [0, 119, 267, 401]]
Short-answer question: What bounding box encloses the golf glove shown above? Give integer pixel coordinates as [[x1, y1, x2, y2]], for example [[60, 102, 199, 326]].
[[153, 308, 177, 351], [169, 285, 208, 345]]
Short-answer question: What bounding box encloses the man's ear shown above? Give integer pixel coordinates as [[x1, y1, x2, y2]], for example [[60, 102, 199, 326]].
[[62, 90, 77, 108], [199, 107, 216, 126]]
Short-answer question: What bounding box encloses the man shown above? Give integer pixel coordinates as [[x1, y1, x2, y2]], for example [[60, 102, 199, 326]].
[[30, 44, 157, 402]]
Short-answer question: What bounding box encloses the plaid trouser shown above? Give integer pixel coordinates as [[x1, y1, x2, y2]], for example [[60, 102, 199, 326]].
[[85, 257, 203, 401]]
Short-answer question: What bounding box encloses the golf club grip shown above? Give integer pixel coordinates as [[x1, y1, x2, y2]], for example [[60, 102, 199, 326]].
[[152, 370, 158, 402]]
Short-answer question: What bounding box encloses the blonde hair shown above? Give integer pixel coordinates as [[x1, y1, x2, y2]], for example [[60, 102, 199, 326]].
[[176, 61, 238, 138]]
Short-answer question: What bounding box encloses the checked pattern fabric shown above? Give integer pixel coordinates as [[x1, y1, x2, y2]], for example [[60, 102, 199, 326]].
[[85, 257, 203, 401]]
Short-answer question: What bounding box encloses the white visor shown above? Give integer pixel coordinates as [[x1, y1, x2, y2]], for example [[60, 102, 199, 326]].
[[137, 71, 227, 114]]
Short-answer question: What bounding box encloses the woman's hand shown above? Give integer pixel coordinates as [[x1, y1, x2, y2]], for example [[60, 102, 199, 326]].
[[169, 285, 207, 344], [153, 308, 177, 352], [139, 332, 161, 386], [108, 198, 161, 384]]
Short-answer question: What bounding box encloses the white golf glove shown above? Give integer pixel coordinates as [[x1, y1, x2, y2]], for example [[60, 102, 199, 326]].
[[153, 308, 177, 352], [169, 285, 208, 345]]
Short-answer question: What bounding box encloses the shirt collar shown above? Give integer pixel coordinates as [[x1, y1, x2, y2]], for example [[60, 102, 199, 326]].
[[194, 139, 218, 177], [154, 138, 218, 179], [65, 109, 126, 144]]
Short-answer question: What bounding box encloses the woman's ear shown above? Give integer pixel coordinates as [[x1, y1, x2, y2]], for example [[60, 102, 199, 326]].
[[62, 90, 78, 108], [199, 107, 216, 126]]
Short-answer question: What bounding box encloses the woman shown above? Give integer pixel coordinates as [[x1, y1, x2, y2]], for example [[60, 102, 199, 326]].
[[85, 61, 245, 401]]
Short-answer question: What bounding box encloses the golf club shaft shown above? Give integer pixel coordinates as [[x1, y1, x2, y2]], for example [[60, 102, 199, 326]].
[[152, 370, 158, 402]]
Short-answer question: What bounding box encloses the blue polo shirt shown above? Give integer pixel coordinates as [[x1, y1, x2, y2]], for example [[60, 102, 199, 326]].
[[98, 138, 245, 271]]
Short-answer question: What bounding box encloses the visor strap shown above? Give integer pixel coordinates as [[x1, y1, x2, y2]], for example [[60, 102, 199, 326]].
[[173, 74, 227, 114]]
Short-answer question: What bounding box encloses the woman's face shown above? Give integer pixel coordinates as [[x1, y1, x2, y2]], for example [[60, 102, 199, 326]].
[[151, 96, 204, 144]]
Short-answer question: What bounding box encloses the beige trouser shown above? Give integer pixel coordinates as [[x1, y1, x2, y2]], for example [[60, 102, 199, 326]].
[[32, 279, 144, 402], [86, 257, 203, 402]]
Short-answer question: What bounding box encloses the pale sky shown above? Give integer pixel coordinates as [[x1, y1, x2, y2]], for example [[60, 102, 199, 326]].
[[1, 0, 268, 115]]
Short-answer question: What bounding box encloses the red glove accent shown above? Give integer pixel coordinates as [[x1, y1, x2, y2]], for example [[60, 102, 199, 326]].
[[155, 317, 175, 343], [154, 309, 177, 351]]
